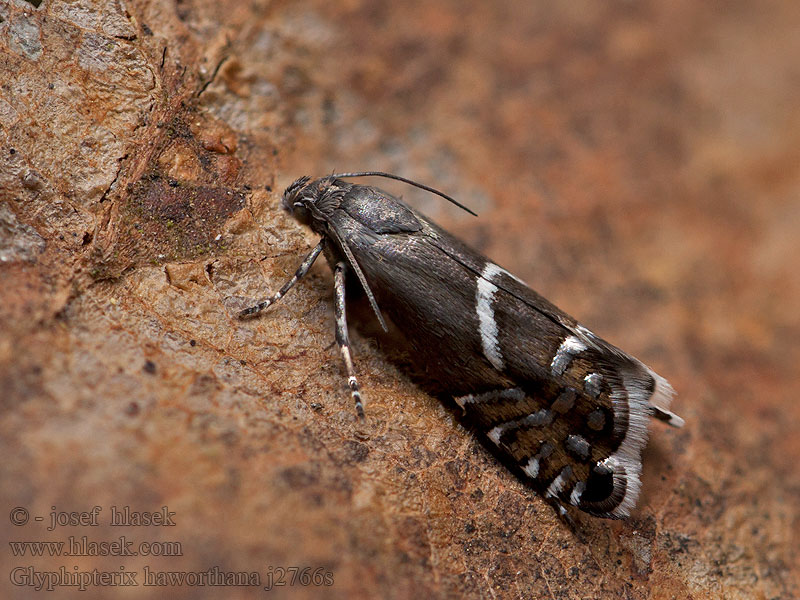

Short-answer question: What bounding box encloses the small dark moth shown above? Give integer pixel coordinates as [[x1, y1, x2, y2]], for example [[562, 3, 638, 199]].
[[239, 172, 683, 519]]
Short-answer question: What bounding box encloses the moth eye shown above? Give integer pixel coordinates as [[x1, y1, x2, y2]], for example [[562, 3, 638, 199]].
[[292, 202, 311, 224]]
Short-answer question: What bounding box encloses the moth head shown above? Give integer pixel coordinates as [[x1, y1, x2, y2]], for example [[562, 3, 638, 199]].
[[281, 176, 314, 225], [281, 176, 349, 232]]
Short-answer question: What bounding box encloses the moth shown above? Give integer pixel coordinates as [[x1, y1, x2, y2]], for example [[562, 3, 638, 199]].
[[240, 172, 683, 519]]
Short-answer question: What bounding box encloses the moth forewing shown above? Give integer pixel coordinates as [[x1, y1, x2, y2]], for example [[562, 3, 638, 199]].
[[240, 174, 683, 519]]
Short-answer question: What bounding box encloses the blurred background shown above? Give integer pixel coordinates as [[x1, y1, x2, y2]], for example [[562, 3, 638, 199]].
[[1, 1, 798, 598]]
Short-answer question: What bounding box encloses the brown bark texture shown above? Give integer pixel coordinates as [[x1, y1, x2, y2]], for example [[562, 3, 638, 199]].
[[1, 1, 798, 598]]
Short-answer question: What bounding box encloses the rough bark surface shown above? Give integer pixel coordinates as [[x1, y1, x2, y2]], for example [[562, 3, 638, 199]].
[[1, 1, 798, 598]]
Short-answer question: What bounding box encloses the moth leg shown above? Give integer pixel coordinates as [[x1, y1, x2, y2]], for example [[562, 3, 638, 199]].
[[334, 261, 365, 419], [239, 240, 325, 319]]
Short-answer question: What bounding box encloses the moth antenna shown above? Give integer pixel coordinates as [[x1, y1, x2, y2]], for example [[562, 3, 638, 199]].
[[330, 171, 478, 217]]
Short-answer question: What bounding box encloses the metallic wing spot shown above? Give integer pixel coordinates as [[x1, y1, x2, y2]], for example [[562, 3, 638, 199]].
[[565, 434, 592, 461], [475, 263, 505, 371], [486, 426, 504, 445], [551, 388, 576, 414], [454, 394, 473, 412], [455, 388, 524, 413], [570, 480, 586, 506], [584, 373, 603, 398], [522, 456, 540, 478], [521, 441, 554, 479], [537, 441, 555, 459], [525, 409, 554, 427], [550, 335, 588, 376], [486, 410, 554, 446], [546, 465, 574, 498], [587, 409, 607, 431]]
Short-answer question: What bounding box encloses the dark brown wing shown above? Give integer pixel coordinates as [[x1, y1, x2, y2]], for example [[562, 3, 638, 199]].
[[329, 186, 681, 517]]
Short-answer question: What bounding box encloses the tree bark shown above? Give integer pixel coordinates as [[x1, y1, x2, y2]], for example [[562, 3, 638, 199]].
[[1, 1, 798, 598]]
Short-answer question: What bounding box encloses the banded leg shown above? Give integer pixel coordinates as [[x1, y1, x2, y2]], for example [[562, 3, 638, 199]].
[[334, 261, 365, 419], [239, 240, 325, 319]]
